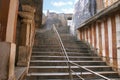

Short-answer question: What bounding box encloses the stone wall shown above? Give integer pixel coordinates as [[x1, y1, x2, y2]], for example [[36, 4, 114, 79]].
[[45, 12, 67, 29], [42, 13, 47, 27]]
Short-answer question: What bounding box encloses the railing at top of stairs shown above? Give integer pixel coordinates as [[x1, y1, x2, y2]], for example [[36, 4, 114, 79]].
[[52, 24, 111, 80]]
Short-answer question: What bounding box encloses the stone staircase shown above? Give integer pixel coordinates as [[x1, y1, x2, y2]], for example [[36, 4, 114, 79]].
[[26, 28, 120, 80]]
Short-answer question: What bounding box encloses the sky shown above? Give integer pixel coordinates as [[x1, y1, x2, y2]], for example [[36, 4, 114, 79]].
[[43, 0, 78, 14]]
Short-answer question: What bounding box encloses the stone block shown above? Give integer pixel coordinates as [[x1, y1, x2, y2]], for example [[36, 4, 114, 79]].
[[22, 19, 33, 24], [20, 23, 31, 46], [22, 5, 36, 13], [19, 11, 34, 20], [0, 42, 16, 80], [17, 46, 31, 67]]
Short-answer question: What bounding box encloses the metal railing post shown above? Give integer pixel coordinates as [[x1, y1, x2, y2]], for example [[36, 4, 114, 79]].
[[68, 62, 73, 80]]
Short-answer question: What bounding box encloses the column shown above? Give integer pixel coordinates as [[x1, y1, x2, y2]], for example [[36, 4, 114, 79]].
[[0, 0, 18, 79], [17, 5, 35, 67]]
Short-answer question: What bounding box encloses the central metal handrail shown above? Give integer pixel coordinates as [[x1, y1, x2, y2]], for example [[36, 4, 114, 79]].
[[52, 24, 110, 80]]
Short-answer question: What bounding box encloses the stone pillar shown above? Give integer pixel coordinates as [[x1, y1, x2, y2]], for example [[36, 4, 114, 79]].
[[17, 5, 35, 67], [0, 0, 18, 80], [0, 42, 16, 80], [17, 20, 32, 67]]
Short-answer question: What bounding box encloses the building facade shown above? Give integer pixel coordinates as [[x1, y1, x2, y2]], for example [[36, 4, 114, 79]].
[[77, 0, 120, 73]]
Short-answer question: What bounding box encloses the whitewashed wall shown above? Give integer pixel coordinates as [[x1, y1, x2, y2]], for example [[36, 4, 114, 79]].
[[116, 14, 120, 69], [78, 13, 120, 71], [108, 17, 113, 65], [101, 22, 105, 58], [96, 24, 100, 54], [92, 26, 95, 47]]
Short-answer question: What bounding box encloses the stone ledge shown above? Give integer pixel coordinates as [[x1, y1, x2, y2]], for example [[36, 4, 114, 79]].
[[78, 1, 120, 29]]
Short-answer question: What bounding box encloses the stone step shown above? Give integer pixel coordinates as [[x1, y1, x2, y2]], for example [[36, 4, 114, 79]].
[[33, 47, 89, 50], [26, 79, 80, 80], [27, 30, 120, 80], [29, 66, 113, 73], [27, 71, 119, 79], [32, 52, 93, 56], [33, 45, 60, 48], [31, 56, 101, 61], [63, 42, 87, 45], [64, 45, 87, 47], [32, 49, 62, 52], [62, 39, 82, 42], [32, 49, 90, 53], [34, 43, 87, 46], [36, 43, 59, 45], [30, 60, 106, 66], [33, 44, 87, 47], [32, 48, 90, 51], [36, 39, 57, 41], [26, 79, 120, 80], [33, 46, 88, 49]]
